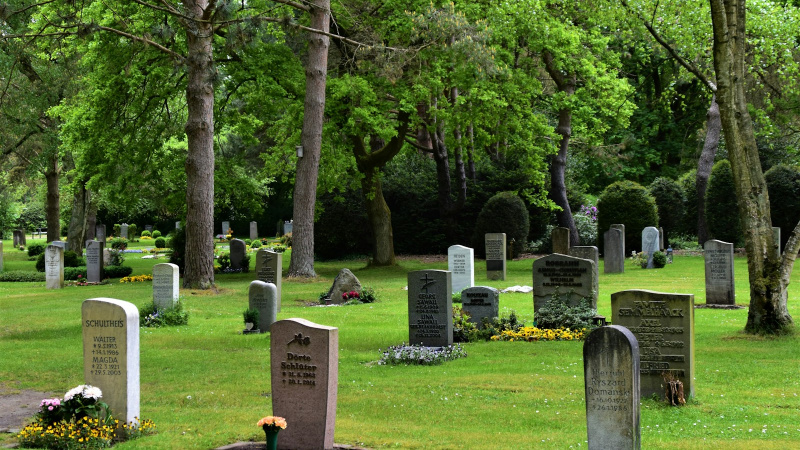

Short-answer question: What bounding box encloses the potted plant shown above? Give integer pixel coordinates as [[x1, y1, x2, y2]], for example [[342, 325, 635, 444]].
[[257, 416, 287, 450], [243, 308, 259, 334]]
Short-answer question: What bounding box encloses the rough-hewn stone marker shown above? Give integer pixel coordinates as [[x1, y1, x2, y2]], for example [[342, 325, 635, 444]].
[[641, 227, 659, 268], [45, 244, 64, 290], [485, 233, 506, 281], [584, 326, 640, 450], [271, 318, 338, 450], [611, 290, 695, 399], [552, 227, 570, 255], [448, 245, 474, 294], [85, 240, 104, 283], [408, 270, 453, 347], [82, 298, 140, 426], [533, 253, 597, 312], [604, 227, 625, 274], [461, 286, 499, 329], [152, 263, 179, 309], [256, 248, 282, 311], [249, 281, 278, 332], [704, 240, 735, 305]]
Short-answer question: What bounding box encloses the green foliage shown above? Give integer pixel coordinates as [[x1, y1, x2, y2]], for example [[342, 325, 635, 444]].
[[109, 238, 128, 250], [596, 180, 659, 255], [359, 286, 377, 303], [64, 267, 88, 280], [104, 265, 133, 278], [250, 239, 262, 249], [534, 288, 597, 331], [648, 177, 686, 245], [151, 230, 162, 238], [35, 253, 44, 272], [0, 271, 46, 282], [472, 192, 529, 257], [168, 226, 186, 272], [141, 230, 152, 237], [113, 224, 121, 237], [573, 204, 598, 246], [139, 301, 189, 327], [63, 251, 83, 267], [765, 164, 800, 250], [314, 190, 372, 260], [108, 249, 125, 266], [453, 306, 479, 343], [377, 343, 467, 366], [154, 237, 166, 248], [475, 311, 525, 341], [452, 292, 462, 304], [669, 234, 702, 251], [652, 251, 668, 268], [128, 224, 139, 241], [705, 160, 742, 245], [243, 308, 259, 325], [678, 170, 698, 237], [244, 238, 251, 246], [218, 253, 231, 271], [27, 243, 45, 257], [280, 233, 292, 247]]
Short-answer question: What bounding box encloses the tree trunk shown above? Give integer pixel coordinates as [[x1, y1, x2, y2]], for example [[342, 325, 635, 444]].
[[696, 95, 720, 244], [66, 184, 90, 254], [182, 0, 216, 289], [288, 0, 330, 278], [360, 166, 395, 266], [710, 0, 792, 333], [44, 154, 60, 243]]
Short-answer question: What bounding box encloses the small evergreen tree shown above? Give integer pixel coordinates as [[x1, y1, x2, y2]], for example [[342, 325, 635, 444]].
[[705, 160, 742, 245], [596, 181, 658, 255]]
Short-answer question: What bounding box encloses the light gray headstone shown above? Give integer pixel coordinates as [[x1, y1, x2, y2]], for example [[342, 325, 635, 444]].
[[552, 227, 570, 255], [448, 245, 474, 294], [641, 227, 659, 268], [461, 286, 499, 329], [284, 220, 293, 234], [85, 240, 104, 283], [408, 270, 453, 347], [604, 228, 625, 274], [222, 221, 231, 235], [51, 240, 66, 250], [485, 233, 506, 281], [95, 225, 106, 243], [152, 263, 180, 309], [704, 240, 735, 305], [256, 249, 282, 311], [229, 239, 246, 270], [249, 280, 278, 332], [103, 248, 112, 266], [82, 298, 140, 427], [120, 224, 129, 239], [611, 290, 695, 399], [773, 227, 781, 259], [250, 221, 258, 241], [584, 326, 641, 450], [570, 246, 599, 283], [271, 318, 338, 450], [533, 253, 597, 312], [45, 244, 64, 289], [175, 221, 181, 229]]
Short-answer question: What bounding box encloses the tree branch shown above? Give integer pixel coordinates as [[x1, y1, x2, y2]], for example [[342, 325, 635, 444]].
[[96, 25, 186, 62]]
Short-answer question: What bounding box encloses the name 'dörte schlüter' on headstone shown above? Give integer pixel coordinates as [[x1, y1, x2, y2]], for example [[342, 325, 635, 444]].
[[407, 270, 453, 347]]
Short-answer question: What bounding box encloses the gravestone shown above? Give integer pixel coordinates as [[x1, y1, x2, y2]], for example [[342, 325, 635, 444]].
[[51, 240, 67, 250], [222, 221, 231, 235], [485, 233, 506, 281], [152, 263, 180, 309], [604, 228, 625, 274], [448, 245, 474, 294], [271, 318, 338, 450], [250, 221, 258, 241], [641, 227, 659, 269], [704, 240, 735, 305], [584, 326, 640, 450], [255, 248, 282, 311], [144, 225, 153, 232], [284, 220, 293, 234], [229, 239, 246, 270], [175, 221, 181, 229], [773, 227, 781, 259], [82, 298, 140, 427], [533, 253, 597, 312], [461, 286, 499, 329], [249, 280, 278, 332], [85, 240, 104, 283], [96, 224, 106, 243], [611, 290, 695, 399], [407, 270, 453, 347], [13, 229, 26, 247], [552, 227, 571, 255], [327, 269, 361, 305], [659, 227, 665, 250], [103, 248, 112, 266], [570, 246, 599, 283], [120, 224, 129, 239], [45, 244, 64, 289], [611, 224, 626, 256]]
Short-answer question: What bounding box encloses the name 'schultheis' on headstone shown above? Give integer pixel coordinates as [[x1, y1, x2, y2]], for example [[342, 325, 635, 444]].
[[256, 248, 282, 312], [271, 318, 338, 450], [448, 245, 474, 294], [408, 270, 453, 347], [152, 263, 179, 309], [461, 286, 499, 329], [533, 253, 597, 312], [611, 290, 695, 399], [249, 280, 278, 332], [584, 326, 640, 450], [45, 244, 64, 290], [485, 233, 506, 281], [82, 298, 140, 426], [704, 240, 735, 305]]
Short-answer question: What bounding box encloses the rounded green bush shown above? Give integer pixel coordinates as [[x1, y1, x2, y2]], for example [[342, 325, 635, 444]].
[[765, 164, 800, 250], [471, 191, 529, 258], [154, 237, 166, 248], [648, 177, 686, 246], [597, 180, 659, 255], [152, 230, 162, 238], [705, 160, 742, 245], [141, 230, 152, 237], [652, 251, 667, 268], [250, 239, 262, 249], [63, 250, 82, 267], [27, 243, 45, 257]]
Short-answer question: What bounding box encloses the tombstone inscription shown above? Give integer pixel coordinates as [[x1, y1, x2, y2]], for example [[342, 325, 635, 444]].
[[85, 240, 104, 283], [704, 240, 735, 305], [249, 281, 278, 332], [461, 286, 499, 329], [448, 245, 474, 294], [256, 248, 282, 311], [407, 270, 453, 347], [485, 233, 506, 281], [533, 253, 597, 312], [45, 244, 64, 289]]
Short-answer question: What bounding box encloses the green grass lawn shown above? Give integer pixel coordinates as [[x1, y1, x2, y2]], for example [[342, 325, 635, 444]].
[[2, 240, 800, 449]]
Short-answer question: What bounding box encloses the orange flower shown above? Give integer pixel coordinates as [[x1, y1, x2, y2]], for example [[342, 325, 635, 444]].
[[257, 416, 287, 430]]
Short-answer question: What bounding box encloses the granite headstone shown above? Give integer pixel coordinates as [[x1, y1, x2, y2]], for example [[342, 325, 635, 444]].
[[256, 248, 282, 311], [250, 221, 258, 241], [641, 227, 659, 269], [448, 245, 474, 294], [485, 233, 506, 281], [249, 280, 278, 332], [152, 263, 180, 309], [229, 239, 246, 270], [407, 270, 453, 347], [120, 224, 129, 239], [570, 246, 599, 283], [85, 240, 104, 283], [95, 224, 107, 243], [552, 227, 571, 255], [604, 227, 625, 274], [461, 286, 499, 329], [704, 240, 735, 305], [533, 253, 597, 312], [222, 221, 231, 235], [45, 244, 64, 289]]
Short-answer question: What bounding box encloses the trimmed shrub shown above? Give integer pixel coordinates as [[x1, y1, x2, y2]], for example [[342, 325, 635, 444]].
[[244, 238, 252, 246], [140, 301, 189, 327], [0, 271, 46, 282], [151, 230, 162, 238], [652, 251, 667, 268], [63, 251, 83, 267], [141, 230, 152, 238], [104, 265, 133, 278], [596, 181, 659, 255], [765, 164, 800, 250], [109, 237, 128, 250], [154, 237, 166, 248], [113, 224, 121, 237], [471, 191, 529, 258], [678, 170, 698, 237], [128, 224, 138, 240], [250, 239, 262, 249], [27, 243, 45, 257], [705, 160, 742, 245], [64, 267, 88, 280], [648, 177, 686, 247]]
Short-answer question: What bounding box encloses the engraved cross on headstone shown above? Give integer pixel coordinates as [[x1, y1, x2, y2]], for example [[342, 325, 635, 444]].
[[420, 273, 437, 293]]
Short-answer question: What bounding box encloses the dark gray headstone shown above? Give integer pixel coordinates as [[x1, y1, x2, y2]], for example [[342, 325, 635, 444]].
[[485, 233, 506, 281], [222, 221, 231, 235], [229, 239, 246, 270], [611, 224, 625, 256], [704, 240, 735, 305], [271, 318, 338, 450], [120, 224, 129, 239], [584, 326, 640, 450], [85, 240, 104, 283], [659, 227, 665, 250], [552, 227, 571, 255], [82, 298, 140, 427], [604, 228, 625, 274], [448, 245, 474, 294], [570, 246, 599, 283], [250, 221, 258, 241], [95, 224, 106, 243], [45, 244, 64, 289], [256, 249, 282, 311], [152, 263, 179, 309], [641, 227, 659, 268], [144, 225, 154, 232], [328, 269, 362, 305], [408, 270, 453, 347], [461, 286, 499, 329], [249, 280, 278, 332], [533, 253, 597, 312], [611, 290, 695, 399]]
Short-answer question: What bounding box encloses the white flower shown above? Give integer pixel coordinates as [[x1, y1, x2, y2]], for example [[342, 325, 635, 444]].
[[64, 384, 103, 401]]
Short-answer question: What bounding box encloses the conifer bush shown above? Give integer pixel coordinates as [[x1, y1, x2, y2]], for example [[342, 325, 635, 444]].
[[649, 177, 686, 246], [596, 180, 658, 255], [705, 160, 742, 245], [471, 191, 529, 258]]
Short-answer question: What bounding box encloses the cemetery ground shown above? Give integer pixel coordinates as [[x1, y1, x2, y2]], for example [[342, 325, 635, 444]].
[[1, 240, 800, 449]]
